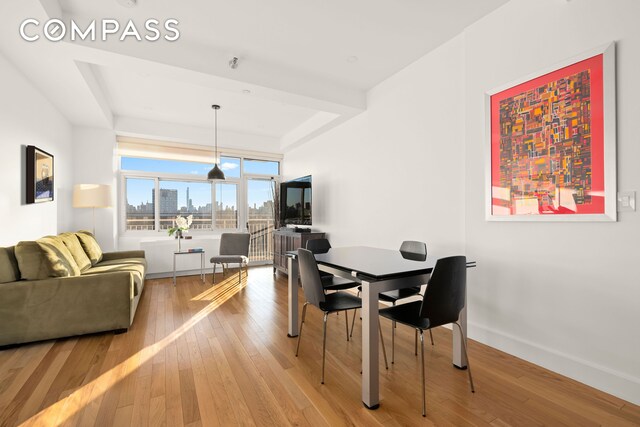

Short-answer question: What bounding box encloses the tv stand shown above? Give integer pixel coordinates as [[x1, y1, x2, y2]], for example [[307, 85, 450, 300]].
[[273, 229, 325, 275]]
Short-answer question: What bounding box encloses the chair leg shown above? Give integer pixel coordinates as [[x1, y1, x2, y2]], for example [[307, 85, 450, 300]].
[[345, 310, 350, 341], [349, 289, 361, 339], [295, 303, 308, 357], [321, 312, 328, 384], [378, 319, 388, 370], [415, 329, 418, 355], [391, 320, 395, 364], [391, 301, 396, 364], [429, 329, 434, 346], [454, 322, 475, 393], [420, 329, 426, 417], [350, 307, 357, 338], [212, 264, 216, 284]]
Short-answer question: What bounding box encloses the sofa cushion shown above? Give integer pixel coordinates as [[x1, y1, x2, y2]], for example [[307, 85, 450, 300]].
[[58, 232, 92, 272], [37, 236, 81, 277], [76, 231, 103, 265], [14, 241, 50, 280], [0, 247, 20, 283], [82, 257, 146, 296]]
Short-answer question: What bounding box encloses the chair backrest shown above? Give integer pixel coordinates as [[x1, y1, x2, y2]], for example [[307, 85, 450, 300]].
[[219, 233, 250, 256], [400, 240, 427, 261], [420, 256, 466, 328], [297, 248, 326, 308], [306, 238, 331, 254]]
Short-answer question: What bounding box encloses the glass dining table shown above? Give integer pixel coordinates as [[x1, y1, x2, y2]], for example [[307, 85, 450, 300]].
[[285, 246, 475, 410]]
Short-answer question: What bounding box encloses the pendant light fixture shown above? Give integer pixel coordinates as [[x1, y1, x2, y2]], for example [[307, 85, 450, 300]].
[[207, 104, 225, 180]]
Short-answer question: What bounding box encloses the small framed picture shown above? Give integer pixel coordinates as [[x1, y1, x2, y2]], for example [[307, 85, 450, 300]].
[[26, 145, 54, 204]]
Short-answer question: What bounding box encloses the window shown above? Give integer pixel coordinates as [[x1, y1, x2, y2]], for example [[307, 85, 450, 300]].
[[220, 156, 241, 178], [244, 159, 279, 175], [120, 156, 242, 178], [159, 180, 212, 230], [119, 152, 280, 235], [215, 183, 238, 229], [125, 178, 155, 231]]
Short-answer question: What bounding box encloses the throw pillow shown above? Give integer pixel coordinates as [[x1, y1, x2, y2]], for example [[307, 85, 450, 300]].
[[0, 246, 21, 283], [58, 232, 92, 272], [76, 231, 103, 265], [14, 241, 50, 280], [37, 236, 82, 277]]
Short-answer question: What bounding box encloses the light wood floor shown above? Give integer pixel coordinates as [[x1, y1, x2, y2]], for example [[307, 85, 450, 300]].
[[1, 267, 638, 426]]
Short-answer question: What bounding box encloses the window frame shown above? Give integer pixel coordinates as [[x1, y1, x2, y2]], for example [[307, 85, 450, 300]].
[[119, 153, 280, 236]]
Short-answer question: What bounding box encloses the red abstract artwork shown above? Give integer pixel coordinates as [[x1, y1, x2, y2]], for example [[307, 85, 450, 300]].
[[490, 54, 604, 216]]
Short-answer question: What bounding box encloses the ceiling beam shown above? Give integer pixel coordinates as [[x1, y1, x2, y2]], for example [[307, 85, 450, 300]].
[[35, 0, 61, 19], [59, 13, 366, 117], [74, 61, 114, 128], [31, 2, 366, 148]]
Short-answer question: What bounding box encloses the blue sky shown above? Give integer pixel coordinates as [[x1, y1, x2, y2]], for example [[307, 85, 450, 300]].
[[123, 157, 277, 210]]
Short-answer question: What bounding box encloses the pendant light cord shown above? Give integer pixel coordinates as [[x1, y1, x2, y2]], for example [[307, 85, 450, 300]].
[[214, 106, 218, 165]]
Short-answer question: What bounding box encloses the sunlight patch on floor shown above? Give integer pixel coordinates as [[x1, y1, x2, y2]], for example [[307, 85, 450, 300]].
[[24, 276, 247, 426], [191, 274, 247, 301]]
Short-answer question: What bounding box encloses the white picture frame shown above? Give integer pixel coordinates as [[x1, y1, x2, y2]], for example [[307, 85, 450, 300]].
[[484, 42, 616, 222]]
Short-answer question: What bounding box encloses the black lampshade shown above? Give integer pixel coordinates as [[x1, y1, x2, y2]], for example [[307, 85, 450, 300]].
[[207, 164, 225, 180], [208, 104, 225, 181]]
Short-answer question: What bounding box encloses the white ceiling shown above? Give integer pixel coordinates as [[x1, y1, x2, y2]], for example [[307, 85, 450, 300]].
[[94, 65, 317, 138], [0, 0, 508, 151], [60, 0, 507, 90]]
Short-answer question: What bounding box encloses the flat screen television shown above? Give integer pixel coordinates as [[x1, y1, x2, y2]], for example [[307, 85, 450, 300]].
[[280, 175, 312, 226]]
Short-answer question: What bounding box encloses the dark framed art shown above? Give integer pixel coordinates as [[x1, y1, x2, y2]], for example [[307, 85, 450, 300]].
[[485, 43, 616, 222], [26, 145, 54, 204]]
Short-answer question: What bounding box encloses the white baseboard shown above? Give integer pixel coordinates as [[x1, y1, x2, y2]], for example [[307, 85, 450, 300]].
[[146, 264, 245, 280], [146, 269, 206, 280], [469, 322, 640, 405]]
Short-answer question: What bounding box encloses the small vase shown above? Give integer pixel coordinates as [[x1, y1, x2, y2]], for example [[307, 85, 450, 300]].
[[176, 230, 183, 252]]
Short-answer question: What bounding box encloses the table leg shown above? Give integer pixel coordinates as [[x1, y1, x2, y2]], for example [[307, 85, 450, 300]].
[[361, 280, 380, 409], [287, 257, 299, 337], [173, 254, 176, 287], [453, 302, 468, 369]]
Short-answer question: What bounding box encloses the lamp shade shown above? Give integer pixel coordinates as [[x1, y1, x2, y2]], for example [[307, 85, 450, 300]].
[[207, 164, 225, 180], [72, 184, 112, 208]]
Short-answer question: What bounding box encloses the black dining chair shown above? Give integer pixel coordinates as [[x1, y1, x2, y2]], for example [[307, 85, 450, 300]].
[[295, 248, 388, 384], [306, 238, 359, 292], [379, 256, 475, 416], [305, 237, 331, 254], [351, 241, 431, 363]]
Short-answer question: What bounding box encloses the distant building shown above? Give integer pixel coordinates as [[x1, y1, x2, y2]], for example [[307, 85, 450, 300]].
[[153, 188, 178, 213]]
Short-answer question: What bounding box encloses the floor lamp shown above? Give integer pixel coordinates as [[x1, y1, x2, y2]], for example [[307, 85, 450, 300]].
[[72, 184, 112, 236]]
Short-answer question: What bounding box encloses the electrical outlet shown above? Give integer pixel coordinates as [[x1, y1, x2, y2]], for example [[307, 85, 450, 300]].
[[617, 191, 636, 212]]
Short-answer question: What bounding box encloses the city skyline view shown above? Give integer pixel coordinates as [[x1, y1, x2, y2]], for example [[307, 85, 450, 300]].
[[123, 157, 278, 210]]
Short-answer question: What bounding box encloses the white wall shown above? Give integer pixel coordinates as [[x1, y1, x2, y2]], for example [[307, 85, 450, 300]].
[[285, 34, 467, 258], [285, 0, 640, 405], [0, 52, 73, 246], [464, 0, 640, 403], [69, 128, 118, 252]]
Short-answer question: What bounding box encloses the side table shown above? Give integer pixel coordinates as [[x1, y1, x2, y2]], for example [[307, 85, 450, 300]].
[[173, 250, 206, 286]]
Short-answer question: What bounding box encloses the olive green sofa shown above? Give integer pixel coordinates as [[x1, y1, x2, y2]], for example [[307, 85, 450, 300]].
[[0, 231, 146, 347]]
